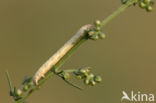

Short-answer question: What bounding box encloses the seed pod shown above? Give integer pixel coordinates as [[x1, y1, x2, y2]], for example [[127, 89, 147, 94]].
[[94, 76, 102, 83], [146, 6, 152, 11]]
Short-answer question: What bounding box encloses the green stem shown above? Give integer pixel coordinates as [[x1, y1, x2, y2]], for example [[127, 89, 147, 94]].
[[14, 72, 55, 103], [6, 71, 14, 95], [14, 1, 136, 102], [101, 0, 135, 27], [15, 37, 88, 103]]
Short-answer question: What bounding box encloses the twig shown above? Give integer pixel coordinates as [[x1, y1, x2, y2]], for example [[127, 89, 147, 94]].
[[33, 0, 136, 85], [101, 0, 135, 27], [57, 73, 83, 90], [33, 24, 93, 85], [12, 0, 138, 102], [6, 71, 14, 96]]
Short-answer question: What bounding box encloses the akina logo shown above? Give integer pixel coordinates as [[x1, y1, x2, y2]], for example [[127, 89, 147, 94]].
[[121, 90, 154, 102]]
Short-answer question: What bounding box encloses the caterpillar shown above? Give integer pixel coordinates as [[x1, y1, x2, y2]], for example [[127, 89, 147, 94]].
[[33, 24, 93, 85]]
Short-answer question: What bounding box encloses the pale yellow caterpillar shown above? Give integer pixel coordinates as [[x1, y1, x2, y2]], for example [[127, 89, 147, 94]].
[[33, 24, 93, 85]]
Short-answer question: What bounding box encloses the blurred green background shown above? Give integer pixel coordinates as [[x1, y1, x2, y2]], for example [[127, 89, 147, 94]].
[[0, 0, 156, 103]]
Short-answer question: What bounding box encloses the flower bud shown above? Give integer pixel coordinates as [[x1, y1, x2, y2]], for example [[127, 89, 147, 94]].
[[139, 2, 147, 8], [95, 27, 101, 31], [77, 75, 83, 79], [85, 69, 90, 73], [144, 0, 151, 4], [88, 31, 95, 37], [146, 6, 152, 11], [94, 76, 102, 83], [17, 89, 22, 96], [23, 85, 29, 91], [91, 80, 96, 86], [99, 32, 106, 39], [90, 34, 99, 40], [63, 72, 70, 80], [89, 73, 94, 78], [79, 68, 89, 74], [84, 78, 90, 85], [80, 69, 87, 74], [95, 20, 101, 26]]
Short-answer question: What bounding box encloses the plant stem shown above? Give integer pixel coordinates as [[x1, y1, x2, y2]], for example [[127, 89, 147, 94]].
[[15, 26, 90, 103], [14, 72, 55, 103], [101, 0, 135, 27], [14, 1, 136, 102], [6, 71, 14, 95]]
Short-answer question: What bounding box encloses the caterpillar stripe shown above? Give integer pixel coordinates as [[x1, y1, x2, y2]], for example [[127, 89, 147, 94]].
[[33, 24, 93, 85]]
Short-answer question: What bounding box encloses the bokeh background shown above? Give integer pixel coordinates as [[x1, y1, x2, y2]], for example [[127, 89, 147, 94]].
[[0, 0, 156, 103]]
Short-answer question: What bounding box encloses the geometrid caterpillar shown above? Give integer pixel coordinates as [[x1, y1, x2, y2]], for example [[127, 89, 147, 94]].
[[33, 24, 93, 85]]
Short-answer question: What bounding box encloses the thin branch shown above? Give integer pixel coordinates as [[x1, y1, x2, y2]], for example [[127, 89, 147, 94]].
[[13, 0, 137, 102], [101, 0, 135, 27], [6, 71, 14, 96], [33, 24, 93, 85], [14, 24, 93, 103], [57, 73, 83, 90], [62, 79, 83, 90]]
